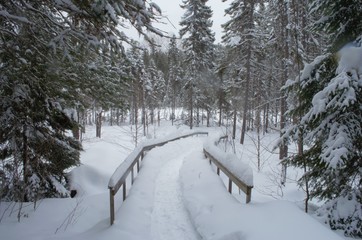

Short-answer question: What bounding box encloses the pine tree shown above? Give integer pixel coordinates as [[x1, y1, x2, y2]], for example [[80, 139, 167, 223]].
[[282, 0, 362, 237], [179, 0, 215, 129]]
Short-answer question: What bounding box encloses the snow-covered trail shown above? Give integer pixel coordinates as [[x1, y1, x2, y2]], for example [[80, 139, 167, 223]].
[[151, 151, 200, 240], [112, 137, 205, 240]]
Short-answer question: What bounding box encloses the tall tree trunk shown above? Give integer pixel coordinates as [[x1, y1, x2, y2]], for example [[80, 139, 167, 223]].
[[207, 109, 210, 127], [189, 84, 193, 129], [110, 108, 113, 126], [232, 109, 237, 140], [158, 109, 160, 126], [172, 82, 176, 126], [22, 125, 29, 203], [240, 1, 254, 144], [219, 104, 222, 127], [96, 111, 102, 138], [116, 108, 120, 126], [278, 0, 290, 185], [196, 106, 200, 127]]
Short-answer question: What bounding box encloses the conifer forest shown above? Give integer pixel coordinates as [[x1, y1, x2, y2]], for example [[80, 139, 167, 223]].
[[0, 0, 361, 238]]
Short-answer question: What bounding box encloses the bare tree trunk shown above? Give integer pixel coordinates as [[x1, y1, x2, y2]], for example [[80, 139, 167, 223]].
[[22, 125, 29, 203], [158, 109, 160, 126], [189, 84, 193, 129], [116, 108, 120, 126], [150, 108, 154, 125], [110, 108, 113, 126], [278, 0, 290, 185], [232, 109, 237, 140], [142, 109, 146, 137], [207, 109, 210, 127], [219, 105, 222, 127], [263, 103, 269, 134], [256, 75, 262, 171], [96, 111, 102, 138], [172, 83, 176, 126]]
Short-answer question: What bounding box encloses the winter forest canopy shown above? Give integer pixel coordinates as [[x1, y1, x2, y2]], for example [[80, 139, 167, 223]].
[[0, 0, 361, 238]]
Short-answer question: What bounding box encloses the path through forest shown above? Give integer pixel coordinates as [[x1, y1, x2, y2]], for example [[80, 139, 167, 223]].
[[150, 149, 200, 240]]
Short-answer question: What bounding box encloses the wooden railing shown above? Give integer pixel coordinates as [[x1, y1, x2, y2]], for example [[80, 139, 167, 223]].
[[203, 136, 253, 203], [108, 131, 208, 225]]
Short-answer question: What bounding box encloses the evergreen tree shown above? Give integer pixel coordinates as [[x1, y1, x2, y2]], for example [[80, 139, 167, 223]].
[[281, 0, 362, 237], [167, 36, 184, 125], [179, 0, 215, 129], [0, 0, 162, 203], [222, 0, 261, 143]]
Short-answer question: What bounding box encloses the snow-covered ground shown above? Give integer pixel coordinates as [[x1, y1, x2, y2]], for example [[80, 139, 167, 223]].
[[0, 121, 351, 240]]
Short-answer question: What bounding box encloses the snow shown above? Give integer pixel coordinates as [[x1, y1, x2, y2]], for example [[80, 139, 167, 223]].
[[180, 150, 344, 240], [108, 128, 207, 188], [204, 137, 253, 186], [0, 122, 350, 240], [337, 45, 362, 75], [300, 54, 329, 82], [0, 10, 30, 24], [300, 43, 362, 168]]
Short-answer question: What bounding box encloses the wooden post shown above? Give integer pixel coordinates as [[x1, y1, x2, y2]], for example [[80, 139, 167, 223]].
[[228, 179, 232, 193], [110, 188, 115, 225], [131, 168, 134, 184], [123, 182, 126, 201], [217, 167, 220, 175], [246, 187, 252, 203]]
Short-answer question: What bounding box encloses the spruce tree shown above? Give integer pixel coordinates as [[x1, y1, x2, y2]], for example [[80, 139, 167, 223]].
[[167, 36, 183, 125], [179, 0, 215, 129], [222, 0, 263, 144], [282, 0, 362, 237], [0, 0, 162, 202]]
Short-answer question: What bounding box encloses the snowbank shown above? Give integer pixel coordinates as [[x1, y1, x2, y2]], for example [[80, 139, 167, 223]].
[[180, 152, 345, 240]]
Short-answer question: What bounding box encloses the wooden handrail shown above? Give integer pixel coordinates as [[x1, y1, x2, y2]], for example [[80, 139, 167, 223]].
[[108, 131, 208, 225], [203, 136, 253, 203]]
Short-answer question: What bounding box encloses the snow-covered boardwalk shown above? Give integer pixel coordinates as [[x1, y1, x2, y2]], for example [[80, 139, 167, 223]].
[[151, 149, 200, 240], [0, 126, 347, 240], [112, 136, 344, 240], [113, 137, 203, 240]]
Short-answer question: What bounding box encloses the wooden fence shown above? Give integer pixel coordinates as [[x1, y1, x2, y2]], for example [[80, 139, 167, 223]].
[[203, 136, 253, 203], [108, 132, 208, 225]]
